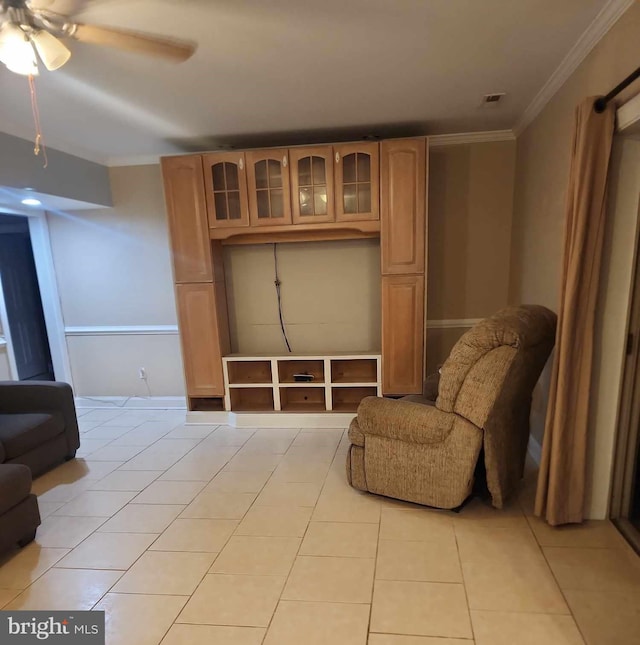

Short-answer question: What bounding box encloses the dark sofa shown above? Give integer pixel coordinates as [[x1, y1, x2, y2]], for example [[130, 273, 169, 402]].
[[0, 381, 80, 476], [0, 381, 80, 553], [0, 464, 40, 553]]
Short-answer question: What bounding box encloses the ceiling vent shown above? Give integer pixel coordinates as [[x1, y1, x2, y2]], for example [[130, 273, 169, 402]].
[[481, 93, 506, 108]]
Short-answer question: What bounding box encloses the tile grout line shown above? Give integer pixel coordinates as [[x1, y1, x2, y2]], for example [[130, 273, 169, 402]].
[[258, 427, 345, 644], [259, 427, 325, 645], [526, 513, 589, 645], [366, 441, 383, 643], [88, 422, 255, 615], [149, 425, 288, 642], [453, 518, 476, 642], [18, 416, 183, 598], [2, 414, 221, 608]]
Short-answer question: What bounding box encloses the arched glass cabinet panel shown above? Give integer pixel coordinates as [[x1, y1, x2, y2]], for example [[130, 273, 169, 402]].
[[246, 149, 292, 226], [334, 142, 379, 222], [203, 152, 250, 228], [290, 146, 335, 224]]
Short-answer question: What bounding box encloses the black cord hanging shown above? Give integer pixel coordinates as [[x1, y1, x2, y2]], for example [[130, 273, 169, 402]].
[[273, 243, 292, 353]]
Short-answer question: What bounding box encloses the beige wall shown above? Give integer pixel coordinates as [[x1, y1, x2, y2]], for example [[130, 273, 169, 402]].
[[224, 239, 381, 355], [427, 140, 516, 371], [47, 165, 185, 397], [509, 3, 640, 518], [510, 4, 640, 307], [223, 140, 516, 366], [45, 142, 517, 395]]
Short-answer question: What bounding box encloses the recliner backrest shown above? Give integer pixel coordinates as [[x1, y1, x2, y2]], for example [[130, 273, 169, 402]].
[[436, 305, 557, 429]]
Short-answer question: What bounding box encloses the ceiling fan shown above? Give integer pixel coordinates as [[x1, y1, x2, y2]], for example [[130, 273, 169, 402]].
[[0, 0, 197, 76]]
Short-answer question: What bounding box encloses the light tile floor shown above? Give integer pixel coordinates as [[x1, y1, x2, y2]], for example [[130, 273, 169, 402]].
[[1, 408, 639, 645]]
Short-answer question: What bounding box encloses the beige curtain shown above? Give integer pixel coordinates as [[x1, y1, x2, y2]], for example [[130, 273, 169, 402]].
[[535, 97, 616, 526]]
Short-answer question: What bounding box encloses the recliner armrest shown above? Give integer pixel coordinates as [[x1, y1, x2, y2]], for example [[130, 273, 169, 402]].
[[356, 396, 456, 445]]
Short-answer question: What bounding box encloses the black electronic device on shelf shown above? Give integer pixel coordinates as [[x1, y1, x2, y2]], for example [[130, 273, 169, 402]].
[[293, 373, 314, 383]]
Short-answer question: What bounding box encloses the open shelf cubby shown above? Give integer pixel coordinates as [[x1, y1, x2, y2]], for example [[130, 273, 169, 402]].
[[280, 387, 326, 412], [189, 396, 225, 412], [227, 360, 272, 385], [331, 358, 378, 384], [278, 359, 324, 384], [331, 386, 378, 412], [229, 387, 274, 412], [223, 353, 381, 412]]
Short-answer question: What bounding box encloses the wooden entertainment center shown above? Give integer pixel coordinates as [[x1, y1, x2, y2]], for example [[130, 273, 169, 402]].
[[161, 137, 428, 412]]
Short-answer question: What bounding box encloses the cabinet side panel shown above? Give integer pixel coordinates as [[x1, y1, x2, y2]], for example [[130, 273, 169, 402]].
[[161, 155, 212, 283], [175, 283, 225, 396], [381, 139, 426, 275], [211, 241, 231, 358], [382, 275, 425, 394]]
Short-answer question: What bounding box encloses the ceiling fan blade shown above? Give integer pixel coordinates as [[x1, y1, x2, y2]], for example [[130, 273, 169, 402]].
[[27, 0, 88, 13], [69, 23, 196, 62]]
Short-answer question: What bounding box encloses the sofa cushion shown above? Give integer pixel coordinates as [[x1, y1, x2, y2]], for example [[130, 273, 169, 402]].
[[0, 413, 64, 460], [0, 464, 32, 515]]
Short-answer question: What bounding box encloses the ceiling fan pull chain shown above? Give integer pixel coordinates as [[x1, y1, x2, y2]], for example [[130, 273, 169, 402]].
[[28, 74, 48, 168]]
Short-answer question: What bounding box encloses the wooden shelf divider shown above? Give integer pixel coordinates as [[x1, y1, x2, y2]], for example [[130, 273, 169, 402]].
[[223, 353, 381, 413]]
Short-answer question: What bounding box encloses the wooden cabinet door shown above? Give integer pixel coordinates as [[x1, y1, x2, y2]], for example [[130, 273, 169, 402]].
[[175, 282, 225, 396], [381, 138, 426, 275], [382, 274, 425, 395], [246, 149, 292, 226], [290, 146, 335, 224], [334, 142, 379, 222], [161, 155, 212, 283], [203, 152, 250, 229]]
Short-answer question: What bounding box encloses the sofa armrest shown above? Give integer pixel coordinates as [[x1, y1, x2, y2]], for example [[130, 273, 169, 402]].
[[0, 381, 74, 413], [0, 381, 80, 453], [356, 396, 456, 445]]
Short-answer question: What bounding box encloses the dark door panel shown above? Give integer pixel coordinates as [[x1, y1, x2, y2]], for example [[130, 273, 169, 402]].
[[0, 216, 54, 381]]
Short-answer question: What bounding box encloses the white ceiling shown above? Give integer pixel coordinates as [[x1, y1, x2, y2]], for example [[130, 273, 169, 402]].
[[0, 0, 612, 164]]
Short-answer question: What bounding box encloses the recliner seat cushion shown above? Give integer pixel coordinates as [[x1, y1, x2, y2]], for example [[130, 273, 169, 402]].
[[0, 413, 64, 459], [0, 464, 32, 515]]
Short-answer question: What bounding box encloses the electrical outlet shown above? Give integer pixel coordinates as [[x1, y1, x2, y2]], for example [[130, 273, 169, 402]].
[[138, 367, 147, 380]]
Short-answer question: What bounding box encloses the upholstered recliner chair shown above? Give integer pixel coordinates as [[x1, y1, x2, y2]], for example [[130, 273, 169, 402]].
[[346, 305, 557, 509]]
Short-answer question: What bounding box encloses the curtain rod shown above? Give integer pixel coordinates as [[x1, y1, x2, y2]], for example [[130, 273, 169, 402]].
[[594, 65, 640, 113]]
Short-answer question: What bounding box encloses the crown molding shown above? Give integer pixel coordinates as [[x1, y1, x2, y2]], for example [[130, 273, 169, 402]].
[[514, 0, 635, 136], [429, 130, 515, 147]]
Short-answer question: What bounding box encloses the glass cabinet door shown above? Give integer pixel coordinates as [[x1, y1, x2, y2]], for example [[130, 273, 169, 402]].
[[290, 146, 335, 224], [246, 149, 292, 226], [202, 152, 250, 228], [334, 142, 379, 221]]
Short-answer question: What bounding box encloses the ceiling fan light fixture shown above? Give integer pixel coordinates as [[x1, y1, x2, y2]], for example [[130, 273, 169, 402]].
[[0, 22, 38, 75], [31, 29, 71, 71]]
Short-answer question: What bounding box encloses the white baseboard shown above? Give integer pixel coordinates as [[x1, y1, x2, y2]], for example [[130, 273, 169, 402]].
[[185, 411, 356, 428], [528, 434, 542, 465], [76, 397, 355, 428], [75, 396, 187, 410]]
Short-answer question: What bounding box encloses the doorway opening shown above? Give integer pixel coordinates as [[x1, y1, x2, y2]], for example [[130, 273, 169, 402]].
[[609, 129, 640, 553], [0, 213, 54, 381]]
